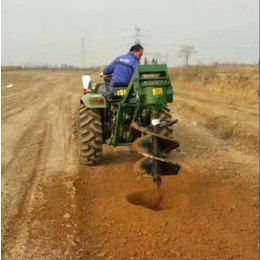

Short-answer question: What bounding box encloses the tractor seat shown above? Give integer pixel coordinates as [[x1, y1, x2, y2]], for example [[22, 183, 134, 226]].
[[110, 83, 129, 101], [112, 82, 129, 88]]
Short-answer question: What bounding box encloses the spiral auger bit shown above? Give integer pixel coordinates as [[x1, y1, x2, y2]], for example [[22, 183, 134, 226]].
[[132, 110, 180, 188]]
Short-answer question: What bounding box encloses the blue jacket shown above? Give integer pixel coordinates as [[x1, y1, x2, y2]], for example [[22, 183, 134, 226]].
[[103, 52, 140, 87]]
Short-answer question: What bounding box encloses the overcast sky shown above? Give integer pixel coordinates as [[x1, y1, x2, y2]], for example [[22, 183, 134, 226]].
[[1, 0, 259, 67]]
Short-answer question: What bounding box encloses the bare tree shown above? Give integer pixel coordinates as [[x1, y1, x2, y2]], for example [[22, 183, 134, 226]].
[[179, 45, 197, 66]]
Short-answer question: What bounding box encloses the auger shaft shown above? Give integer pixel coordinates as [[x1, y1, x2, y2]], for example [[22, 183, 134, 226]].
[[152, 110, 162, 188]]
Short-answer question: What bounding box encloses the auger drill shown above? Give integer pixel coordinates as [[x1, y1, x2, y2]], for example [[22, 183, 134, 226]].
[[75, 65, 181, 187]]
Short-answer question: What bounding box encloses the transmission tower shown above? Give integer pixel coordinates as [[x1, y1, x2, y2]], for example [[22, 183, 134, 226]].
[[133, 27, 141, 44]]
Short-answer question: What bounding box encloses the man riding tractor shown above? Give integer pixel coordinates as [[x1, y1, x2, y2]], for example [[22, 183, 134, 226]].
[[101, 44, 144, 89], [82, 44, 143, 95], [76, 44, 180, 188]]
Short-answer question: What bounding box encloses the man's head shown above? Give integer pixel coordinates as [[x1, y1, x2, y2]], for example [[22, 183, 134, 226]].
[[129, 44, 144, 61]]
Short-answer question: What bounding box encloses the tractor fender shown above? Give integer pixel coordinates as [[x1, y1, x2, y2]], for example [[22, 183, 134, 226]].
[[80, 94, 106, 109]]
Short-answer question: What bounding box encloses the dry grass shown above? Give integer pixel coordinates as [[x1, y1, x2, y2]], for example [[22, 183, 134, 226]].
[[1, 66, 22, 71], [169, 65, 259, 102]]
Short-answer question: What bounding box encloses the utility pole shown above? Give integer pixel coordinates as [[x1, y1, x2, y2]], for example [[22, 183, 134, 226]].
[[81, 37, 86, 68]]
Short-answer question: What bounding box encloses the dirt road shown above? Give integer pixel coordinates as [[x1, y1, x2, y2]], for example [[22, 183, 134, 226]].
[[1, 70, 258, 260]]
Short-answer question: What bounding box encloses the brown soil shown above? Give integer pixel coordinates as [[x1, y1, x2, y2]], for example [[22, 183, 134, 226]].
[[1, 70, 259, 260]]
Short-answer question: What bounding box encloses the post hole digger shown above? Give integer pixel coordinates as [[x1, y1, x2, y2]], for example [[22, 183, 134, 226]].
[[73, 65, 180, 188]]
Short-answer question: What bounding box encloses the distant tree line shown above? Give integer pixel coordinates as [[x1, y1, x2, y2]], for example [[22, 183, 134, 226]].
[[22, 65, 101, 72], [144, 57, 158, 65]]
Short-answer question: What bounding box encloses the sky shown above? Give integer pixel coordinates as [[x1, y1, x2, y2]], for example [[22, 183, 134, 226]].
[[1, 0, 259, 67]]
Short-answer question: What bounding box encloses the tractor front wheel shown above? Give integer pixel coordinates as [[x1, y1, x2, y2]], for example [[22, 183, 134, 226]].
[[76, 105, 103, 165]]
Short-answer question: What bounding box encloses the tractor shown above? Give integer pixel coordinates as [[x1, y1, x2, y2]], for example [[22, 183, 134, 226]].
[[74, 65, 180, 187]]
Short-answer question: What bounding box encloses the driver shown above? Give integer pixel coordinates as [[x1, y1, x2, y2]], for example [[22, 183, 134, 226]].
[[102, 44, 144, 89]]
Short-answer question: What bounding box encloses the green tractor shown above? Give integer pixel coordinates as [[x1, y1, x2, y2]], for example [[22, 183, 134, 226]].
[[74, 65, 180, 187]]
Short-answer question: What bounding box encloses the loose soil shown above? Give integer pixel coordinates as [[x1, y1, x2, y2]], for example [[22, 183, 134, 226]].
[[1, 70, 258, 260]]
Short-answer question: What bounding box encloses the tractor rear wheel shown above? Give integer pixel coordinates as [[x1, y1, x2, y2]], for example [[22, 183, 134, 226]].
[[159, 106, 174, 138], [71, 112, 77, 136], [76, 104, 103, 165]]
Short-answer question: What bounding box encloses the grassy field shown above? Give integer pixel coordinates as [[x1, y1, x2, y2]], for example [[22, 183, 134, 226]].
[[169, 65, 259, 102], [1, 66, 22, 71]]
